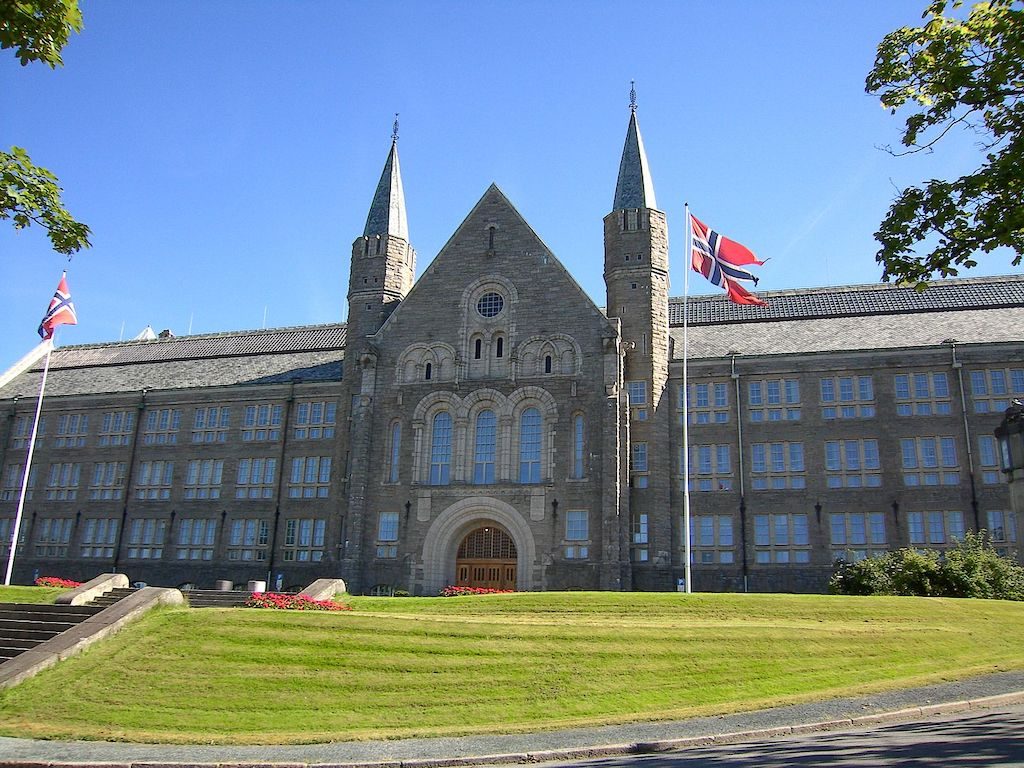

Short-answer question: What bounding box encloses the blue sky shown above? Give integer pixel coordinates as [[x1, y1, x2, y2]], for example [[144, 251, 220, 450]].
[[1, 1, 1012, 369]]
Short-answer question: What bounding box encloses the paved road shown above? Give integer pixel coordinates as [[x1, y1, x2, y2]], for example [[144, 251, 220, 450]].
[[539, 705, 1024, 768]]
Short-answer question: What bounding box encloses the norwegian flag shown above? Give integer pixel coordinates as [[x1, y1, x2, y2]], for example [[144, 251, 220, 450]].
[[690, 214, 766, 306], [37, 272, 78, 340]]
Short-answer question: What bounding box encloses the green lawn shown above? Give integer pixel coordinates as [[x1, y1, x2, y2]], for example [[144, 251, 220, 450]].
[[0, 586, 66, 604], [0, 592, 1022, 744]]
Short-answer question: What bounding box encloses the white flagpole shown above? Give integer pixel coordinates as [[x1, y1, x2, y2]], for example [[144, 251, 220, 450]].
[[4, 337, 54, 586], [682, 203, 692, 594]]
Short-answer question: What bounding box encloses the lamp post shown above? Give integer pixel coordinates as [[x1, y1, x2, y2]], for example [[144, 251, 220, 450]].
[[995, 399, 1024, 522]]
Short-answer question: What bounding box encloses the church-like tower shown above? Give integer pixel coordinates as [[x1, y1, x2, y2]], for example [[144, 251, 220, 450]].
[[603, 95, 673, 590], [345, 124, 416, 348]]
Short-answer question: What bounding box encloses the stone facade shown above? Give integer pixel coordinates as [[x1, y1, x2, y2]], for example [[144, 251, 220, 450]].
[[0, 110, 1021, 594]]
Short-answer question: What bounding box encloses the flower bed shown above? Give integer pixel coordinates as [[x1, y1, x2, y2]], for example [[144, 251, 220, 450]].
[[35, 577, 82, 589], [246, 592, 351, 611], [439, 585, 515, 597]]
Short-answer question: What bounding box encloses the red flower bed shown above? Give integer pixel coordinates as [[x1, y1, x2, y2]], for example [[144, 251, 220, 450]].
[[35, 576, 82, 589], [439, 585, 515, 597], [246, 592, 351, 611]]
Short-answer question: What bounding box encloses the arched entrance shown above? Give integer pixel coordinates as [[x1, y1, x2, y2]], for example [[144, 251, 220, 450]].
[[455, 525, 517, 589]]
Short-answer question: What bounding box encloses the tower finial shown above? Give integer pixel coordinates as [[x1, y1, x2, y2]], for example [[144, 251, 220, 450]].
[[392, 113, 399, 143], [629, 80, 636, 113]]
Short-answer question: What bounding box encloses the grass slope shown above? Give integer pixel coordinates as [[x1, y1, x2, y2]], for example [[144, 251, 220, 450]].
[[0, 592, 1022, 744], [0, 586, 65, 604]]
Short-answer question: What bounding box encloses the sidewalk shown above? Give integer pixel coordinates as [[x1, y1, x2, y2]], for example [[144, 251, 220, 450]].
[[1, 670, 1022, 767]]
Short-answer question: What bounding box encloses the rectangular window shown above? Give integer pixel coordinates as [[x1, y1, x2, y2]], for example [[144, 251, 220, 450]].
[[0, 517, 26, 558], [971, 368, 1024, 413], [294, 401, 337, 439], [824, 439, 881, 488], [227, 518, 269, 561], [54, 413, 89, 447], [45, 462, 81, 500], [242, 404, 282, 441], [282, 518, 326, 562], [136, 460, 174, 500], [631, 513, 649, 562], [900, 436, 959, 486], [183, 459, 224, 499], [894, 372, 952, 416], [99, 410, 135, 447], [176, 518, 217, 560], [908, 511, 965, 546], [1, 463, 37, 501], [126, 518, 167, 559], [34, 517, 72, 557], [753, 513, 810, 564], [89, 461, 127, 500], [627, 380, 648, 421], [683, 444, 733, 491], [376, 511, 399, 558], [750, 442, 806, 490], [288, 457, 331, 498], [987, 510, 1017, 544], [820, 376, 875, 419], [80, 518, 118, 558], [830, 512, 887, 561], [143, 408, 181, 445], [748, 378, 800, 422], [564, 509, 589, 560], [192, 406, 230, 443], [687, 514, 734, 564], [10, 415, 45, 449], [978, 436, 1001, 485], [235, 457, 277, 499], [389, 422, 402, 483], [683, 381, 730, 424]]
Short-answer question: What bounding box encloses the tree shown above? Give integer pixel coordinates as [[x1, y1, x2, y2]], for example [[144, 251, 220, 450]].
[[1, 0, 90, 255], [866, 0, 1024, 286]]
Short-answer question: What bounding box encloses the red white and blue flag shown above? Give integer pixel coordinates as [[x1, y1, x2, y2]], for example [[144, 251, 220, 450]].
[[689, 214, 766, 306], [38, 272, 78, 340]]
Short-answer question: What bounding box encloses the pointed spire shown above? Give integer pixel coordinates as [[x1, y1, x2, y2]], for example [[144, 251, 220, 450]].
[[363, 116, 409, 241], [612, 85, 657, 211]]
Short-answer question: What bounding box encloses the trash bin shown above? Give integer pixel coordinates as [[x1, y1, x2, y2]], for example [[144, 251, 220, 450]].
[[215, 579, 233, 591], [247, 580, 266, 593]]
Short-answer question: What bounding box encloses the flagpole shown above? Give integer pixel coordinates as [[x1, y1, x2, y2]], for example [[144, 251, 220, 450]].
[[4, 337, 54, 586], [682, 203, 692, 594]]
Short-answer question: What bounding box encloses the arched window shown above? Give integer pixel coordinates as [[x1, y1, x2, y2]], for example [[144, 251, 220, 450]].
[[473, 410, 497, 484], [388, 421, 401, 483], [544, 355, 552, 374], [429, 412, 452, 485], [572, 414, 585, 479], [519, 407, 542, 484], [474, 338, 482, 360], [425, 362, 432, 380], [495, 336, 504, 358]]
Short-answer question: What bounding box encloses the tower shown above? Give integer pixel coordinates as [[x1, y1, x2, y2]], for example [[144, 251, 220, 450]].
[[603, 91, 673, 589], [345, 120, 417, 347]]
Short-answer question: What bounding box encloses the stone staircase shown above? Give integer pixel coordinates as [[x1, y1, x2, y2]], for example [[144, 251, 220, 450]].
[[0, 603, 104, 662], [183, 589, 255, 608], [85, 587, 138, 608]]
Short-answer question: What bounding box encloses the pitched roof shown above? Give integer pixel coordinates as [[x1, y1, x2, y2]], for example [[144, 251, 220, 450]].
[[0, 324, 346, 398], [671, 275, 1024, 326]]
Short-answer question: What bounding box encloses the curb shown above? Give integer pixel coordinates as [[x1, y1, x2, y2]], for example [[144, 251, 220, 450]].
[[0, 689, 1021, 768]]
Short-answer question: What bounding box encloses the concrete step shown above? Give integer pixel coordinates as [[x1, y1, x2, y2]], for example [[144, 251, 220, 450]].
[[0, 602, 106, 665], [184, 589, 254, 608], [0, 624, 74, 641], [83, 588, 138, 608]]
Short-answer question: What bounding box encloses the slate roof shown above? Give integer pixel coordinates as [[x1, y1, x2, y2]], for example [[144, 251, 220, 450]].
[[363, 140, 409, 241], [670, 275, 1024, 326], [0, 324, 346, 399], [612, 110, 657, 211]]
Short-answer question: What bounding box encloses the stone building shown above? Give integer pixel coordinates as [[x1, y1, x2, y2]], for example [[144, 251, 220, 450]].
[[1, 108, 1021, 594]]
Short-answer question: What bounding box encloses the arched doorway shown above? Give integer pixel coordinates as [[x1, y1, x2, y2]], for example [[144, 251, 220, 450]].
[[455, 525, 517, 590]]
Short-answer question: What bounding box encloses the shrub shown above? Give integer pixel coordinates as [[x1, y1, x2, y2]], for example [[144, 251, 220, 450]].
[[830, 533, 1024, 600], [439, 585, 514, 597], [34, 577, 82, 589], [393, 590, 410, 597], [246, 592, 352, 611]]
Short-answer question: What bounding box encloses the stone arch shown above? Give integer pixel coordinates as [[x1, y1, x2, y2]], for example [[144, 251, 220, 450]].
[[420, 496, 536, 594], [397, 342, 458, 384]]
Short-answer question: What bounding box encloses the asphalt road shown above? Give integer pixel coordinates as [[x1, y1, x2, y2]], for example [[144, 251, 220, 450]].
[[538, 704, 1024, 767]]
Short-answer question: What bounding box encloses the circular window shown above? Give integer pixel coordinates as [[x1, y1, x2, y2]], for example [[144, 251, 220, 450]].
[[476, 292, 504, 318]]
